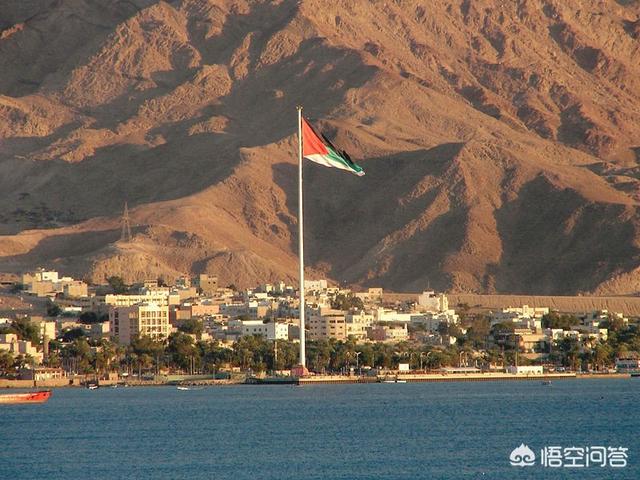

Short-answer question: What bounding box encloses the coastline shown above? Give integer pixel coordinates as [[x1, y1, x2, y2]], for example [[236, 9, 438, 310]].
[[0, 372, 631, 389]]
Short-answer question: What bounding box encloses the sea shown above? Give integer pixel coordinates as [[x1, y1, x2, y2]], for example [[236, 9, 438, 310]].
[[0, 378, 638, 480]]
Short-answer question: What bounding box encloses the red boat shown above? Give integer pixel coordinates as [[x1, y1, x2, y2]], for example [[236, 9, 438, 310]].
[[0, 390, 52, 404]]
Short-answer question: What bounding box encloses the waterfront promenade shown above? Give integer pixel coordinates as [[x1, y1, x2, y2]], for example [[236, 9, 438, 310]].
[[4, 371, 632, 388]]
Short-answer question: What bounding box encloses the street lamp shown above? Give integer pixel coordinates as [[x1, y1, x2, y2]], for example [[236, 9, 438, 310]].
[[420, 352, 427, 370]]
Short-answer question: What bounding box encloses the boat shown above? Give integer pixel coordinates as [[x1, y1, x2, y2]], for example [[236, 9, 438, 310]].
[[87, 384, 99, 390], [176, 386, 204, 391], [541, 380, 552, 386], [381, 378, 407, 384], [0, 390, 52, 404]]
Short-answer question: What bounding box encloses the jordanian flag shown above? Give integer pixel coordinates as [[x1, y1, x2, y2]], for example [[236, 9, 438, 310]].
[[302, 117, 365, 176]]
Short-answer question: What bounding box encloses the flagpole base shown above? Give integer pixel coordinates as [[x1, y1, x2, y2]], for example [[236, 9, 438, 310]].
[[291, 364, 309, 378]]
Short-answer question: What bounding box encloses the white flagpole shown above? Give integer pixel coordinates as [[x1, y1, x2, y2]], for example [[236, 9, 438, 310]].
[[297, 105, 306, 369]]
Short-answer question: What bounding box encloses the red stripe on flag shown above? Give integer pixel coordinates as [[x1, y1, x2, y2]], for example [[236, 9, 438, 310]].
[[302, 117, 329, 157]]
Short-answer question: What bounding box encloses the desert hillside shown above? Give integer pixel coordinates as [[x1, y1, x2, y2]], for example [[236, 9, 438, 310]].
[[0, 0, 639, 294]]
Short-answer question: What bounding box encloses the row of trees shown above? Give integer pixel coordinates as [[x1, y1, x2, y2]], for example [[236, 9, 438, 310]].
[[29, 333, 519, 376], [0, 331, 480, 376]]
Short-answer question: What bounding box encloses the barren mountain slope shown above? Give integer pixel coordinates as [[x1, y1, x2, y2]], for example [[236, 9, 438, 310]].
[[0, 0, 638, 293]]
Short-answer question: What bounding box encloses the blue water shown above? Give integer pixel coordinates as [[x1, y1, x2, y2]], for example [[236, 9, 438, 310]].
[[0, 379, 638, 479]]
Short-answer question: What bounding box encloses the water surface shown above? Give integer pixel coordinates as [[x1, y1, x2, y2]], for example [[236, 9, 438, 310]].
[[1, 379, 637, 479]]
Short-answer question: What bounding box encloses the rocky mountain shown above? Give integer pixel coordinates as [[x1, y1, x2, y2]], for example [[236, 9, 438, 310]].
[[0, 0, 639, 294]]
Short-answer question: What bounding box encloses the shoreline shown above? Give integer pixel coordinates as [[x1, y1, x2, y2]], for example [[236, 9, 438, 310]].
[[0, 372, 631, 389]]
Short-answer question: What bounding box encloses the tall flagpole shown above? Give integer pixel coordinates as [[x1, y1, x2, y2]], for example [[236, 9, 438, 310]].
[[297, 105, 306, 369]]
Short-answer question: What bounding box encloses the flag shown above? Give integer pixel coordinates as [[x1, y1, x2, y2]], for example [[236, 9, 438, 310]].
[[302, 117, 365, 176]]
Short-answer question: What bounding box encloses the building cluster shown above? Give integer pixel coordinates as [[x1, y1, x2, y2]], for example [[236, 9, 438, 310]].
[[304, 289, 459, 344], [21, 268, 88, 298], [489, 305, 615, 354], [0, 317, 55, 364], [1, 267, 638, 374]]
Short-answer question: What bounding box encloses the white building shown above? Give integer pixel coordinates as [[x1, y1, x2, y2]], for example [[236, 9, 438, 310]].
[[491, 305, 549, 331], [239, 320, 289, 340], [506, 365, 544, 375], [417, 291, 449, 312], [373, 308, 413, 324]]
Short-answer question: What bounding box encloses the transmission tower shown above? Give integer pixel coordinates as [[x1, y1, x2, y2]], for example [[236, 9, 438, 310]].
[[121, 202, 132, 242]]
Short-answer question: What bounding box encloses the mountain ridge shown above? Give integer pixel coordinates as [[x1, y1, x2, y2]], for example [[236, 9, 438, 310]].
[[0, 0, 639, 294]]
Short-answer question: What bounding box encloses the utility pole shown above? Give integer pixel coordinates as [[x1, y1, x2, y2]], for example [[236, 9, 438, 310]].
[[121, 202, 132, 242], [274, 339, 278, 373]]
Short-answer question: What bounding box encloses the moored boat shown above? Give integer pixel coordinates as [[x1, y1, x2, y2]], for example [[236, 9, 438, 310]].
[[0, 390, 52, 404]]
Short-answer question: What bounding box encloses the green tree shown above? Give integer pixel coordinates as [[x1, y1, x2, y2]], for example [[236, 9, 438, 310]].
[[79, 311, 107, 324], [178, 319, 204, 338], [542, 312, 578, 330], [62, 338, 94, 373], [47, 302, 62, 317], [438, 322, 463, 339], [307, 339, 333, 373], [0, 351, 14, 376], [62, 327, 86, 343], [167, 332, 198, 372], [271, 340, 298, 371], [11, 318, 41, 345], [466, 316, 491, 348], [94, 339, 117, 375], [231, 335, 273, 372], [330, 293, 364, 311], [601, 313, 625, 333], [198, 340, 233, 372], [107, 276, 128, 294]]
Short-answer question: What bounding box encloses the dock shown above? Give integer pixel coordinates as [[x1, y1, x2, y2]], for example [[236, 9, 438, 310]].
[[296, 372, 579, 385]]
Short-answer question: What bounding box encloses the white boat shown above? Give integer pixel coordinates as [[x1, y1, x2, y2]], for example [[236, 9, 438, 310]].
[[382, 378, 406, 384], [176, 386, 204, 391]]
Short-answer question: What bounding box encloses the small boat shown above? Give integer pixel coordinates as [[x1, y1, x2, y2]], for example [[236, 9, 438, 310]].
[[176, 386, 203, 391], [87, 384, 99, 390], [541, 380, 552, 386], [0, 390, 52, 404], [381, 378, 406, 384]]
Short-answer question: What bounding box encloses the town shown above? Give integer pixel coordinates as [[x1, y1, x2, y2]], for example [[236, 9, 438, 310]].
[[0, 268, 638, 387]]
